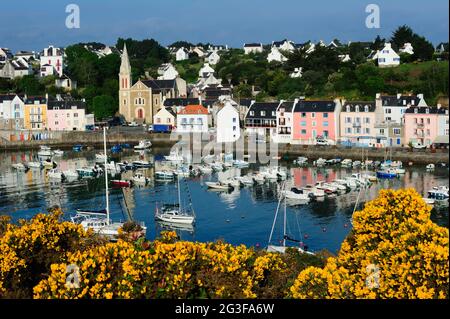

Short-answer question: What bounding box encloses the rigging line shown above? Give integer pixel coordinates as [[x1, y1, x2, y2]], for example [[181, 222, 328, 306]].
[[268, 181, 285, 245]]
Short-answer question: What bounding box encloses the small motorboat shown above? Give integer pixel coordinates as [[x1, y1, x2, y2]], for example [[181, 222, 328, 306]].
[[221, 178, 243, 188], [132, 160, 152, 168], [315, 181, 337, 193], [63, 170, 79, 180], [155, 170, 175, 180], [27, 161, 43, 169], [340, 159, 352, 168], [362, 174, 377, 182], [132, 173, 150, 184], [293, 157, 308, 165], [328, 182, 347, 192], [111, 179, 132, 187], [164, 150, 184, 162], [376, 169, 398, 179], [426, 164, 435, 171], [12, 163, 28, 171], [205, 181, 233, 191], [235, 175, 255, 186], [134, 140, 152, 150], [52, 149, 64, 156], [427, 186, 449, 200], [117, 161, 134, 170], [76, 167, 97, 178], [302, 184, 325, 198], [352, 160, 362, 167], [47, 169, 64, 180], [283, 187, 311, 201], [394, 168, 406, 175]]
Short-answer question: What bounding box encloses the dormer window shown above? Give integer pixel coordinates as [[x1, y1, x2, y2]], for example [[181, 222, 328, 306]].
[[261, 111, 266, 116], [411, 100, 415, 106], [271, 111, 275, 116], [355, 105, 359, 113], [403, 100, 406, 105], [425, 108, 429, 114], [249, 111, 254, 116], [414, 108, 418, 114], [346, 105, 350, 112], [364, 105, 369, 112]]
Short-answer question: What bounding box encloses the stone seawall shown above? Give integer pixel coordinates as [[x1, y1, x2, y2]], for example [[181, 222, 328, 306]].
[[1, 131, 448, 165]]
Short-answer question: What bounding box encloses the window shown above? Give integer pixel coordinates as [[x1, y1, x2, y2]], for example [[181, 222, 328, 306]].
[[312, 121, 316, 127], [249, 111, 254, 116], [385, 108, 391, 114], [300, 121, 306, 126], [364, 105, 369, 112], [323, 113, 328, 118], [55, 121, 59, 125], [74, 113, 78, 118], [233, 126, 236, 131], [271, 111, 275, 116], [55, 114, 58, 118], [403, 100, 407, 106], [393, 128, 401, 135], [156, 118, 161, 123], [67, 113, 70, 118], [323, 121, 328, 127], [301, 112, 306, 118], [386, 117, 391, 121], [346, 117, 351, 123], [427, 118, 430, 124], [260, 111, 266, 116], [232, 118, 236, 123], [355, 117, 361, 123], [311, 112, 315, 118], [364, 117, 370, 124], [355, 105, 359, 112], [346, 105, 350, 112], [355, 128, 361, 134], [301, 129, 307, 135], [365, 128, 370, 134], [323, 130, 328, 137], [346, 127, 351, 133], [167, 118, 171, 123]]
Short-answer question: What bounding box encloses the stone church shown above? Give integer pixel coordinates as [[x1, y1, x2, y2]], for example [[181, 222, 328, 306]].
[[118, 44, 187, 124]]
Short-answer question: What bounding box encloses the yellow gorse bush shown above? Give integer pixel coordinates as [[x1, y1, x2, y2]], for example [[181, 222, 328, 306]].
[[289, 188, 449, 299]]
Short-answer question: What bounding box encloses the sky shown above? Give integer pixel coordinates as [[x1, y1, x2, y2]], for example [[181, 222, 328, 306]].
[[0, 0, 448, 52]]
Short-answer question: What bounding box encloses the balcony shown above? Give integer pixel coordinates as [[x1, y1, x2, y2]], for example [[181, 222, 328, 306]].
[[352, 122, 361, 128], [416, 122, 424, 128]]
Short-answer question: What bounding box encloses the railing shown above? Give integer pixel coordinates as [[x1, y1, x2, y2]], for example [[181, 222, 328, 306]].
[[352, 122, 361, 128]]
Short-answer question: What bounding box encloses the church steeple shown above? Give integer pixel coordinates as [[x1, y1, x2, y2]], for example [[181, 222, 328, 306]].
[[119, 43, 131, 89]]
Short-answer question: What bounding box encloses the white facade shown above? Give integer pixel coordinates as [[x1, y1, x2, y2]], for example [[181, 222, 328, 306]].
[[378, 93, 427, 124], [244, 43, 263, 54], [40, 45, 63, 77], [273, 40, 295, 52], [153, 107, 175, 126], [216, 102, 240, 143], [273, 100, 295, 143], [0, 60, 32, 79], [207, 51, 220, 65], [198, 63, 215, 78], [339, 54, 351, 62], [40, 64, 54, 77], [157, 63, 179, 80], [55, 76, 77, 90], [175, 47, 189, 61], [176, 106, 209, 133], [289, 67, 302, 78], [0, 95, 25, 129], [399, 43, 414, 55], [267, 47, 287, 63], [438, 107, 449, 137], [372, 43, 400, 67]]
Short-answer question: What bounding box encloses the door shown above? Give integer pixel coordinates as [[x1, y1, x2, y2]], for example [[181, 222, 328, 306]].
[[137, 109, 144, 119]]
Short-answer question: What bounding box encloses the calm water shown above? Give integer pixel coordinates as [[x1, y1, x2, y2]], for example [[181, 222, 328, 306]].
[[0, 148, 448, 253]]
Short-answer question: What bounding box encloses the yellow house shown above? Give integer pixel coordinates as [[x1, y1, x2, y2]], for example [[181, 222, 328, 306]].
[[24, 96, 47, 130]]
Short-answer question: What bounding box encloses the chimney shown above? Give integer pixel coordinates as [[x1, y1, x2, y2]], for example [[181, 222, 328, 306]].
[[45, 93, 49, 102], [437, 103, 442, 109], [198, 95, 203, 106], [397, 93, 401, 99], [417, 93, 424, 99], [375, 93, 381, 99]]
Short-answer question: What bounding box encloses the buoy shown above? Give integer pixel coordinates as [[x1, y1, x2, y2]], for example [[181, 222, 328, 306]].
[[304, 234, 309, 239], [322, 227, 326, 232], [344, 223, 348, 228], [255, 243, 260, 248], [226, 219, 230, 223]]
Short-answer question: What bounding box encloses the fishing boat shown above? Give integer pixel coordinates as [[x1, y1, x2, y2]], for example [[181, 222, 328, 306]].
[[267, 182, 314, 255], [376, 168, 398, 179], [282, 187, 311, 201], [12, 163, 28, 171], [47, 169, 64, 180], [134, 140, 152, 150], [72, 127, 146, 239], [111, 179, 132, 187], [293, 156, 308, 165], [155, 176, 195, 225], [155, 170, 175, 180], [426, 163, 435, 171], [427, 186, 449, 200], [205, 181, 233, 190]]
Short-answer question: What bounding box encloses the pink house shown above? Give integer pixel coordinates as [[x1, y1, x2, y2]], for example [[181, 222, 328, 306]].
[[292, 99, 341, 144], [47, 99, 87, 131], [404, 106, 443, 146]]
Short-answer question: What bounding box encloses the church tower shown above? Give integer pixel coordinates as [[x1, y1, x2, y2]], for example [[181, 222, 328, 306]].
[[119, 44, 132, 121]]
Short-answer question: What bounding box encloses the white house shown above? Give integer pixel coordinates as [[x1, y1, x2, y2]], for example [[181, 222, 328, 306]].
[[153, 106, 176, 131], [175, 47, 189, 61], [267, 47, 287, 63], [372, 43, 400, 67], [289, 67, 302, 78], [207, 51, 220, 65], [176, 104, 209, 133], [40, 64, 54, 77], [216, 101, 240, 143], [55, 75, 77, 91], [40, 45, 64, 77], [399, 43, 414, 55], [0, 59, 32, 79], [437, 106, 449, 143], [191, 46, 207, 58], [0, 94, 25, 130], [198, 63, 215, 78], [339, 54, 351, 62], [305, 42, 316, 54], [243, 43, 263, 54], [274, 100, 296, 143], [0, 48, 13, 64], [208, 44, 228, 53], [157, 63, 179, 80], [377, 93, 427, 124], [272, 39, 295, 52]]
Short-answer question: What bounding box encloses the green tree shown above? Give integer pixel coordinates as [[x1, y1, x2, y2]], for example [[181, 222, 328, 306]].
[[13, 75, 45, 95], [391, 25, 415, 51], [92, 95, 117, 120]]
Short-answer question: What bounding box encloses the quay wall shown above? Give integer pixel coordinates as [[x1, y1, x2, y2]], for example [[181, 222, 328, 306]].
[[0, 130, 448, 165]]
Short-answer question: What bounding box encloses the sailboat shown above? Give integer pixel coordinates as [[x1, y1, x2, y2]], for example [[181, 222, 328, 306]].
[[155, 175, 195, 225], [267, 182, 314, 255], [71, 127, 146, 239]]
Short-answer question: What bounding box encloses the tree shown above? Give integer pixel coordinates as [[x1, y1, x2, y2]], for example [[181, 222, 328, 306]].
[[13, 75, 45, 95], [411, 35, 435, 61], [391, 25, 415, 51], [169, 41, 194, 49], [92, 95, 117, 120], [371, 35, 385, 51], [290, 189, 449, 299]]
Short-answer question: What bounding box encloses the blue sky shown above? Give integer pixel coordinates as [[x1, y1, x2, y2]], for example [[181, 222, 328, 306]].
[[0, 0, 448, 52]]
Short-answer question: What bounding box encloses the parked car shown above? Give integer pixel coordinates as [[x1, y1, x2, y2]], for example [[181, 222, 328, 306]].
[[128, 121, 139, 127], [411, 142, 427, 149], [316, 138, 332, 146]]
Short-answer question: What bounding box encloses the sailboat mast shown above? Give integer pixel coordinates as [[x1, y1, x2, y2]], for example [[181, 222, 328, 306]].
[[283, 188, 287, 247], [177, 175, 181, 211], [103, 127, 110, 224]]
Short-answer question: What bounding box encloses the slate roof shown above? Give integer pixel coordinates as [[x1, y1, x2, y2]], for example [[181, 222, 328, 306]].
[[244, 43, 262, 47], [343, 101, 376, 112], [163, 98, 199, 107], [405, 106, 447, 114], [277, 101, 295, 112], [25, 96, 47, 104], [0, 94, 20, 102], [246, 102, 279, 119], [239, 99, 254, 107], [141, 79, 176, 92], [381, 95, 422, 107], [293, 100, 336, 113], [47, 100, 86, 110]]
